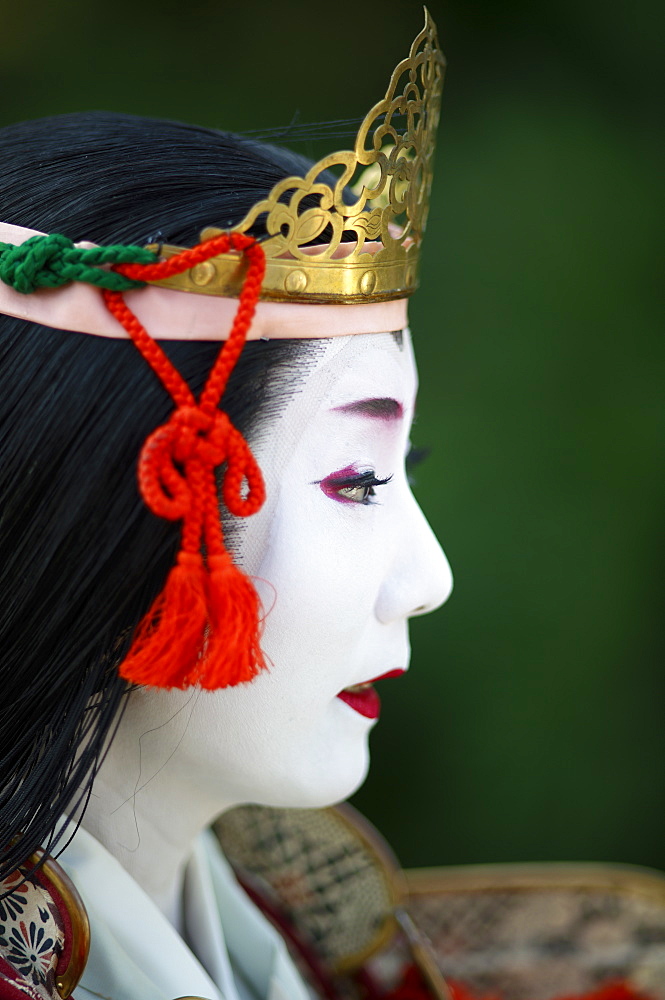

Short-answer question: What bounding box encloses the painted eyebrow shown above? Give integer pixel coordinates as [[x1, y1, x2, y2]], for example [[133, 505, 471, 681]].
[[332, 397, 404, 421]]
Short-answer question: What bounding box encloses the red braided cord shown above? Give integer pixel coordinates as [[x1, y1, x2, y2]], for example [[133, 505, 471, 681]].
[[198, 240, 265, 414], [113, 232, 266, 414], [102, 232, 264, 408], [117, 232, 247, 283], [99, 233, 268, 690], [102, 291, 193, 407]]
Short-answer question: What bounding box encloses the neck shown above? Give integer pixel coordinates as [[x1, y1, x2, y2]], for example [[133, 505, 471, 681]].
[[77, 688, 240, 928]]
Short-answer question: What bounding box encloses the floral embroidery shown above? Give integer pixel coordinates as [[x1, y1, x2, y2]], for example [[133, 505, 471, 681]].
[[0, 871, 29, 924], [0, 920, 54, 983], [0, 868, 64, 998]]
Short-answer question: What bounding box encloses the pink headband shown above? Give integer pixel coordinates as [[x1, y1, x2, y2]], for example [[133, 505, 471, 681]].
[[0, 223, 408, 341]]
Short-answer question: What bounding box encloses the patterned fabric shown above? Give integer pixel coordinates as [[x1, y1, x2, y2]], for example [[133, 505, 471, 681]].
[[216, 805, 665, 1000], [214, 803, 397, 971], [0, 868, 66, 1000], [406, 884, 665, 998]]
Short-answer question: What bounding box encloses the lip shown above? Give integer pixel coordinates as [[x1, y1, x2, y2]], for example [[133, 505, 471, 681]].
[[336, 668, 406, 719]]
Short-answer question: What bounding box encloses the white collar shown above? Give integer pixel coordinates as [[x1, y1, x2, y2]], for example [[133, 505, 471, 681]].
[[57, 824, 310, 1000]]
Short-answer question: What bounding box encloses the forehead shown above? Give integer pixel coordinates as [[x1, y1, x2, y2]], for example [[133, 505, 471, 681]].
[[248, 329, 417, 479], [319, 330, 417, 411]]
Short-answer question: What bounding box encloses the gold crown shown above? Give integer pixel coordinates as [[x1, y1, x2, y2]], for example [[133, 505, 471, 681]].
[[148, 9, 445, 304]]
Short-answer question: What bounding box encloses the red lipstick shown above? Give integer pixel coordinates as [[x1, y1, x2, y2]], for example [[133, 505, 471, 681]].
[[337, 668, 405, 719]]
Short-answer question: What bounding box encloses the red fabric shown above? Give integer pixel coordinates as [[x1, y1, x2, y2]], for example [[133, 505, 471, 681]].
[[386, 966, 656, 1000], [447, 979, 655, 1000], [33, 866, 71, 982], [0, 954, 51, 999], [101, 233, 267, 690]]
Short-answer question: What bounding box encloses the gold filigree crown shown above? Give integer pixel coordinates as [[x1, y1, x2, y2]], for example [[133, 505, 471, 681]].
[[149, 9, 445, 304]]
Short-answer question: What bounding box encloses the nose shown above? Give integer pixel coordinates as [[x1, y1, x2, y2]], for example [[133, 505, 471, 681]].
[[375, 491, 453, 624]]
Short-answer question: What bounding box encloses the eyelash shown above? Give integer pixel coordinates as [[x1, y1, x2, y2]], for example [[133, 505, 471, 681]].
[[316, 446, 430, 506], [318, 470, 393, 506]]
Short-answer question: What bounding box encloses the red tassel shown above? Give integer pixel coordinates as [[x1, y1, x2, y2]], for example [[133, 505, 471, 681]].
[[119, 551, 208, 688], [199, 553, 266, 689], [104, 234, 268, 691]]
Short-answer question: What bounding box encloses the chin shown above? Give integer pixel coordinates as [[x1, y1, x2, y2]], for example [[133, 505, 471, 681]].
[[251, 736, 372, 810]]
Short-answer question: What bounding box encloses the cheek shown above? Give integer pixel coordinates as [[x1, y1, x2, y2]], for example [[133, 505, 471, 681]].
[[254, 489, 391, 668], [181, 653, 373, 808]]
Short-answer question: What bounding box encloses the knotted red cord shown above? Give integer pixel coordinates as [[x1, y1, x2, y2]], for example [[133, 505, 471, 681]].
[[102, 232, 267, 690]]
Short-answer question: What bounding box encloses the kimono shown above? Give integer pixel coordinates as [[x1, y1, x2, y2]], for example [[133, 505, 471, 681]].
[[0, 826, 312, 1000], [1, 808, 662, 1000]]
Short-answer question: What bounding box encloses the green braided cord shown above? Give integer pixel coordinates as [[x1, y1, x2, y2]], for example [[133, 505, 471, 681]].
[[0, 233, 158, 295]]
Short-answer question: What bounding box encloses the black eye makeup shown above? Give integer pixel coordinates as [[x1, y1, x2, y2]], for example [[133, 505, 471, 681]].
[[315, 466, 393, 506]]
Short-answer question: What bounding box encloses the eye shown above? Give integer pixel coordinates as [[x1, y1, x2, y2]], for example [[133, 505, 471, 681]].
[[315, 469, 393, 505], [337, 482, 378, 504]]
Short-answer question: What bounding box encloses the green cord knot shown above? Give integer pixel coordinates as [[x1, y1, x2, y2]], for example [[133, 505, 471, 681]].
[[0, 233, 158, 294]]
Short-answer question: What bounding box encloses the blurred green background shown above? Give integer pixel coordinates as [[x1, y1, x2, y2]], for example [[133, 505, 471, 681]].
[[1, 0, 662, 870]]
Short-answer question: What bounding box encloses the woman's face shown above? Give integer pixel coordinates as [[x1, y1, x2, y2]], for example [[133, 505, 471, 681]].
[[129, 326, 452, 809]]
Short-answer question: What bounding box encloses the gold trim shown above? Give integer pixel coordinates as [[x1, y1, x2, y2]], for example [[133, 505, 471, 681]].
[[145, 244, 419, 304], [325, 803, 406, 973], [404, 860, 665, 905], [146, 8, 444, 304], [29, 850, 91, 999]]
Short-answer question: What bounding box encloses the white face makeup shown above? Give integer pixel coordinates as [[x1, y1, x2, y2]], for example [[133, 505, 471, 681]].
[[125, 328, 453, 812]]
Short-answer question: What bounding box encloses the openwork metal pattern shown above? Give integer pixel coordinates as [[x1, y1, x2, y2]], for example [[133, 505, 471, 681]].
[[150, 9, 445, 303]]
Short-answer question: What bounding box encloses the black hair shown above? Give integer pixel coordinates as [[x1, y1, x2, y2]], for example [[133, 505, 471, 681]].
[[0, 111, 329, 883]]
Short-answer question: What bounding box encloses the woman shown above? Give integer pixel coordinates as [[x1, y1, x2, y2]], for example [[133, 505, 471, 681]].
[[0, 15, 452, 999]]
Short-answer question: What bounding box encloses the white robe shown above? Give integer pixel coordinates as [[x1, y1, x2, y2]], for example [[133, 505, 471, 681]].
[[58, 826, 312, 1000]]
